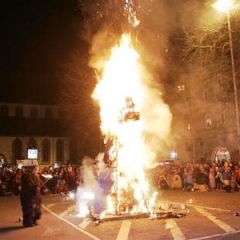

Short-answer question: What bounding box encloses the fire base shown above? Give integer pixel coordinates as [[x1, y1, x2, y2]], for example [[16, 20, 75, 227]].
[[97, 203, 189, 223]]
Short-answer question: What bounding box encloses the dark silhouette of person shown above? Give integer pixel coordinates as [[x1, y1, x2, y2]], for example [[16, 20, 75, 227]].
[[20, 165, 42, 227]]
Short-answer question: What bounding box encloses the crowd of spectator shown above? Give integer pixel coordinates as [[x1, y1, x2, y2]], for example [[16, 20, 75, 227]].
[[0, 164, 81, 196], [1, 160, 240, 196], [150, 160, 240, 193]]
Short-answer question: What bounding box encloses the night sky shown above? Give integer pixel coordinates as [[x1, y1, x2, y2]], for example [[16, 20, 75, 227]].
[[0, 0, 203, 105], [0, 0, 81, 104]]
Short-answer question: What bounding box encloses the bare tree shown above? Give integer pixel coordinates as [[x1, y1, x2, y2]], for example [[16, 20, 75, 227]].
[[181, 0, 240, 78]]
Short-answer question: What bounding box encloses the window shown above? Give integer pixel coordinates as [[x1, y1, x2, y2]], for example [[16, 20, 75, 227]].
[[0, 154, 6, 167], [42, 139, 51, 162], [58, 107, 66, 119], [221, 110, 226, 125], [15, 106, 23, 118], [203, 83, 209, 100], [12, 138, 23, 164], [28, 138, 37, 149], [56, 139, 64, 163], [218, 78, 223, 94], [30, 107, 38, 118], [44, 107, 52, 118], [0, 105, 9, 117], [205, 115, 212, 128]]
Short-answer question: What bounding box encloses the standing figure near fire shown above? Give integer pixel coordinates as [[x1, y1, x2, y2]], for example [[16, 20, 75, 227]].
[[20, 165, 42, 227], [93, 160, 114, 221]]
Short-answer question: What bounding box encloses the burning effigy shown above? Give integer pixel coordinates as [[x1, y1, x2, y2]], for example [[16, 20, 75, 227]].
[[75, 0, 188, 222], [91, 33, 157, 217]]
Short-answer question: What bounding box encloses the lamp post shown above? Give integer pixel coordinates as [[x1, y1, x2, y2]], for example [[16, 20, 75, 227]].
[[212, 0, 240, 160]]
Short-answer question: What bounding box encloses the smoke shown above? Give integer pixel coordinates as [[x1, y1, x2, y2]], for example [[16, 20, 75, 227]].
[[142, 91, 173, 165], [88, 27, 117, 73], [80, 156, 98, 189], [137, 62, 173, 168], [85, 1, 174, 167], [75, 1, 181, 216]]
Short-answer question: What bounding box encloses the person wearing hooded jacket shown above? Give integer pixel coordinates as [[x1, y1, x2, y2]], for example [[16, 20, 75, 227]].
[[20, 165, 42, 227]]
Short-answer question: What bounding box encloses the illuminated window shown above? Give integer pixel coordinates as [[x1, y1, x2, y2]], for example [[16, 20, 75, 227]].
[[205, 115, 212, 128], [221, 110, 225, 124]]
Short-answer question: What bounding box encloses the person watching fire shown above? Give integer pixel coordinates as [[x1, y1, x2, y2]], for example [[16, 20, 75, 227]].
[[20, 165, 42, 227]]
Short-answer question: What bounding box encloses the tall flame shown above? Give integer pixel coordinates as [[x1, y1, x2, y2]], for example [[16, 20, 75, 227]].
[[93, 33, 143, 135], [91, 33, 172, 215]]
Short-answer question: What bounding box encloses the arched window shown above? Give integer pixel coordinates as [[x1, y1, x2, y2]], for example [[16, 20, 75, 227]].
[[0, 105, 9, 117], [15, 106, 23, 118], [205, 115, 212, 128], [203, 82, 209, 100], [30, 107, 38, 118], [27, 138, 37, 149], [12, 138, 23, 164], [42, 139, 51, 162], [58, 107, 65, 119], [56, 139, 64, 163], [44, 107, 52, 118], [221, 110, 226, 125], [0, 154, 6, 167]]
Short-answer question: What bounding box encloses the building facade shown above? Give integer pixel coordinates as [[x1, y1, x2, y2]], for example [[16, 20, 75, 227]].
[[172, 72, 238, 163], [0, 102, 69, 167]]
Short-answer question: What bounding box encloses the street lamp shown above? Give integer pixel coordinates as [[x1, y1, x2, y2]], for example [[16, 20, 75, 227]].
[[212, 0, 240, 160]]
